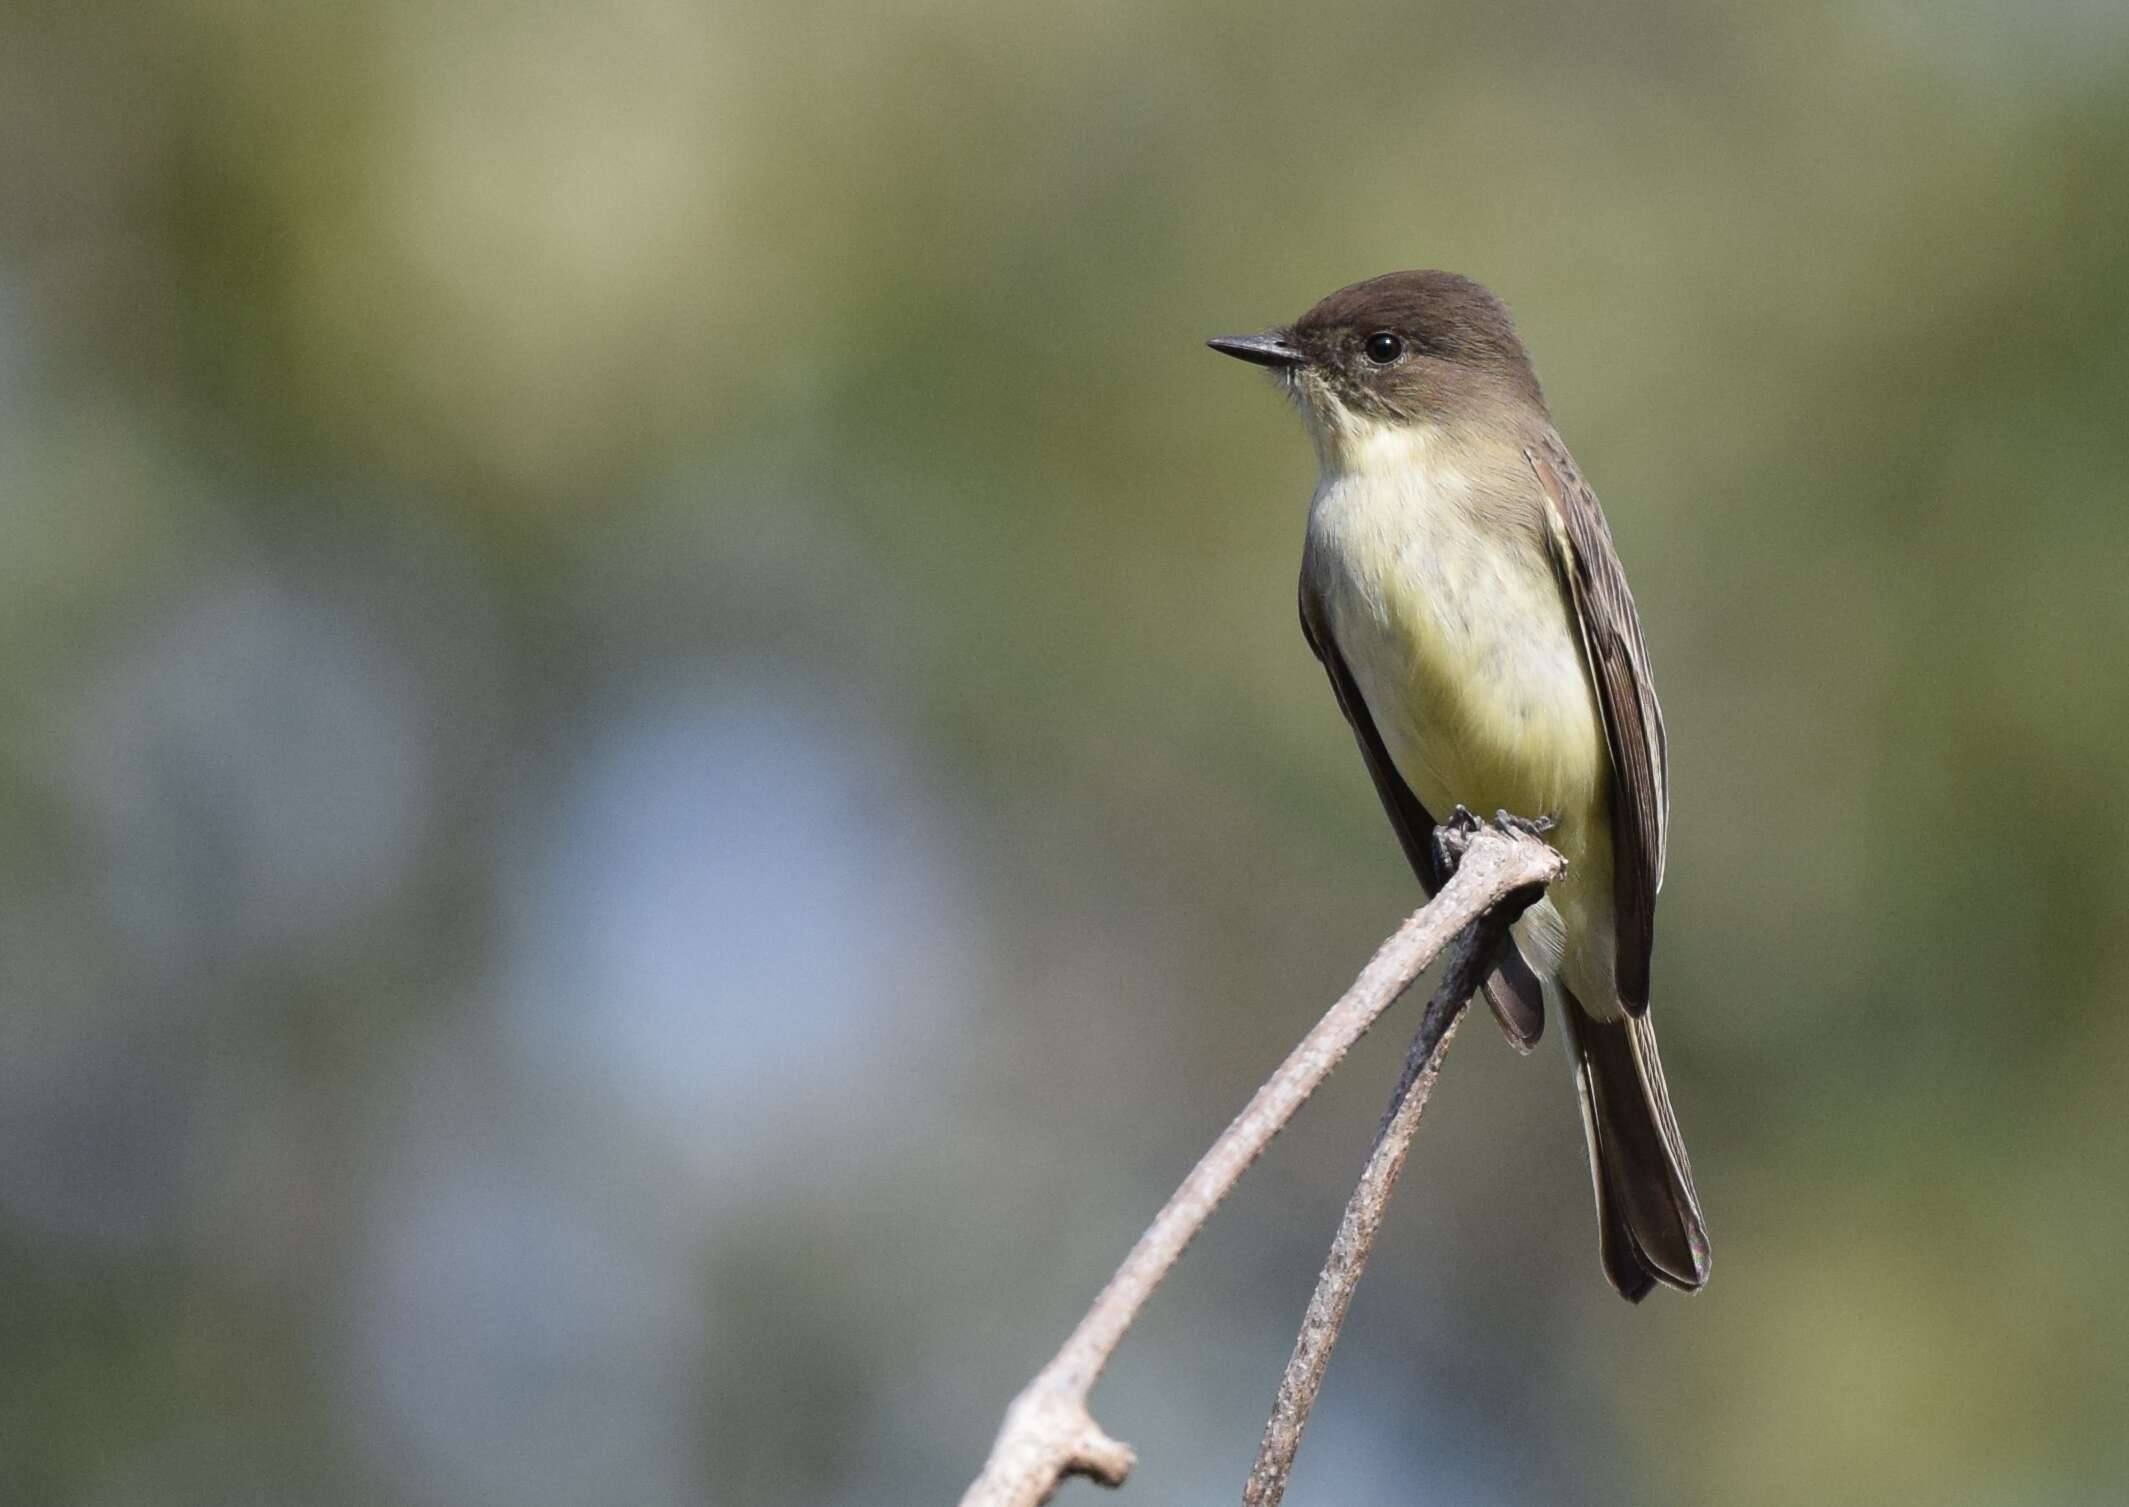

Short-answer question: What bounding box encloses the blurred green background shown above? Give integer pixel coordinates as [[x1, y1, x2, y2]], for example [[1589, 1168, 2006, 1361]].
[[4, 1, 2127, 1503]]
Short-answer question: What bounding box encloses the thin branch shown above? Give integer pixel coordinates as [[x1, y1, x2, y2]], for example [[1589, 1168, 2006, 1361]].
[[959, 818, 1562, 1507], [1241, 891, 1534, 1507]]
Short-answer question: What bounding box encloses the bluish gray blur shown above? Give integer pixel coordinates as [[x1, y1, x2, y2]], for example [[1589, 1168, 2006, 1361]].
[[4, 2, 2126, 1503]]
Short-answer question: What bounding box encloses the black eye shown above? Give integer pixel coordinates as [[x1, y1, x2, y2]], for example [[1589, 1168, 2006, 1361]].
[[1364, 332, 1403, 364]]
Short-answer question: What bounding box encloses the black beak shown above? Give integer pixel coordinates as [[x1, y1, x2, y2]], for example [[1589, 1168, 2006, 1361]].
[[1207, 332, 1304, 369]]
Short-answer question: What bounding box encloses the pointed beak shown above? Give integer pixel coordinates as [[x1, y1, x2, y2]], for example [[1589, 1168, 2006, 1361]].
[[1206, 332, 1304, 369]]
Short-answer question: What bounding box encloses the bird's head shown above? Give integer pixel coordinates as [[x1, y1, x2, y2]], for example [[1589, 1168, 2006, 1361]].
[[1209, 269, 1546, 470]]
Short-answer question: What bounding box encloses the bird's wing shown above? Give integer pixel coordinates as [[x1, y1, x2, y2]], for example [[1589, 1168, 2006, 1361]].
[[1526, 433, 1669, 1013], [1300, 575, 1546, 1047]]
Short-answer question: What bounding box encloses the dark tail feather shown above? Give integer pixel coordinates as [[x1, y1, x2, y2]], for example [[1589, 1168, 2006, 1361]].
[[1564, 991, 1710, 1301], [1482, 938, 1546, 1052]]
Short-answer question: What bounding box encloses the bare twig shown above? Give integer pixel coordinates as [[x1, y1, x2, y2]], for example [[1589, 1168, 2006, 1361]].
[[1241, 890, 1535, 1507], [959, 818, 1561, 1507]]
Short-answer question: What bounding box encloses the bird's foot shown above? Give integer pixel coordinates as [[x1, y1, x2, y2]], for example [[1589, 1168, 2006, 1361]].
[[1432, 806, 1486, 876], [1493, 809, 1556, 840]]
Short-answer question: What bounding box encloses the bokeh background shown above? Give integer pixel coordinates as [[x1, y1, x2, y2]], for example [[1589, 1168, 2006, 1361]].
[[5, 1, 2127, 1503]]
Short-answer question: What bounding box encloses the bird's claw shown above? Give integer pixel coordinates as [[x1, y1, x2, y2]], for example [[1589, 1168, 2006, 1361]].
[[1437, 807, 1556, 877], [1431, 806, 1486, 877], [1493, 809, 1556, 840]]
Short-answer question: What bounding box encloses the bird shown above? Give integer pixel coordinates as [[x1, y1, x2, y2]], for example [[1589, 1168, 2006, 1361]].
[[1208, 270, 1708, 1300]]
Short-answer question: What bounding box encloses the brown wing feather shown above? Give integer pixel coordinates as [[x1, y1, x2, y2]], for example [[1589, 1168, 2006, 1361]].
[[1299, 579, 1545, 1048], [1526, 435, 1669, 1012]]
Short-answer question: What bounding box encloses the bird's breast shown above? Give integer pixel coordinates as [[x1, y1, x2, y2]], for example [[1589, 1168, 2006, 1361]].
[[1304, 437, 1605, 831]]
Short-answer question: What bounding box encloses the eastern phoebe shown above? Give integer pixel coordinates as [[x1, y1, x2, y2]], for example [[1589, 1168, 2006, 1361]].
[[1210, 270, 1708, 1300]]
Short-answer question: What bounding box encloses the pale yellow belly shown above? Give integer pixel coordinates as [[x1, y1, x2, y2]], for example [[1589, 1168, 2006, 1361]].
[[1327, 525, 1603, 828], [1307, 467, 1621, 1011]]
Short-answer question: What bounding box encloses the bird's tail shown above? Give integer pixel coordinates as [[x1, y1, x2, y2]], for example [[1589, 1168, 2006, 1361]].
[[1563, 990, 1710, 1301]]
